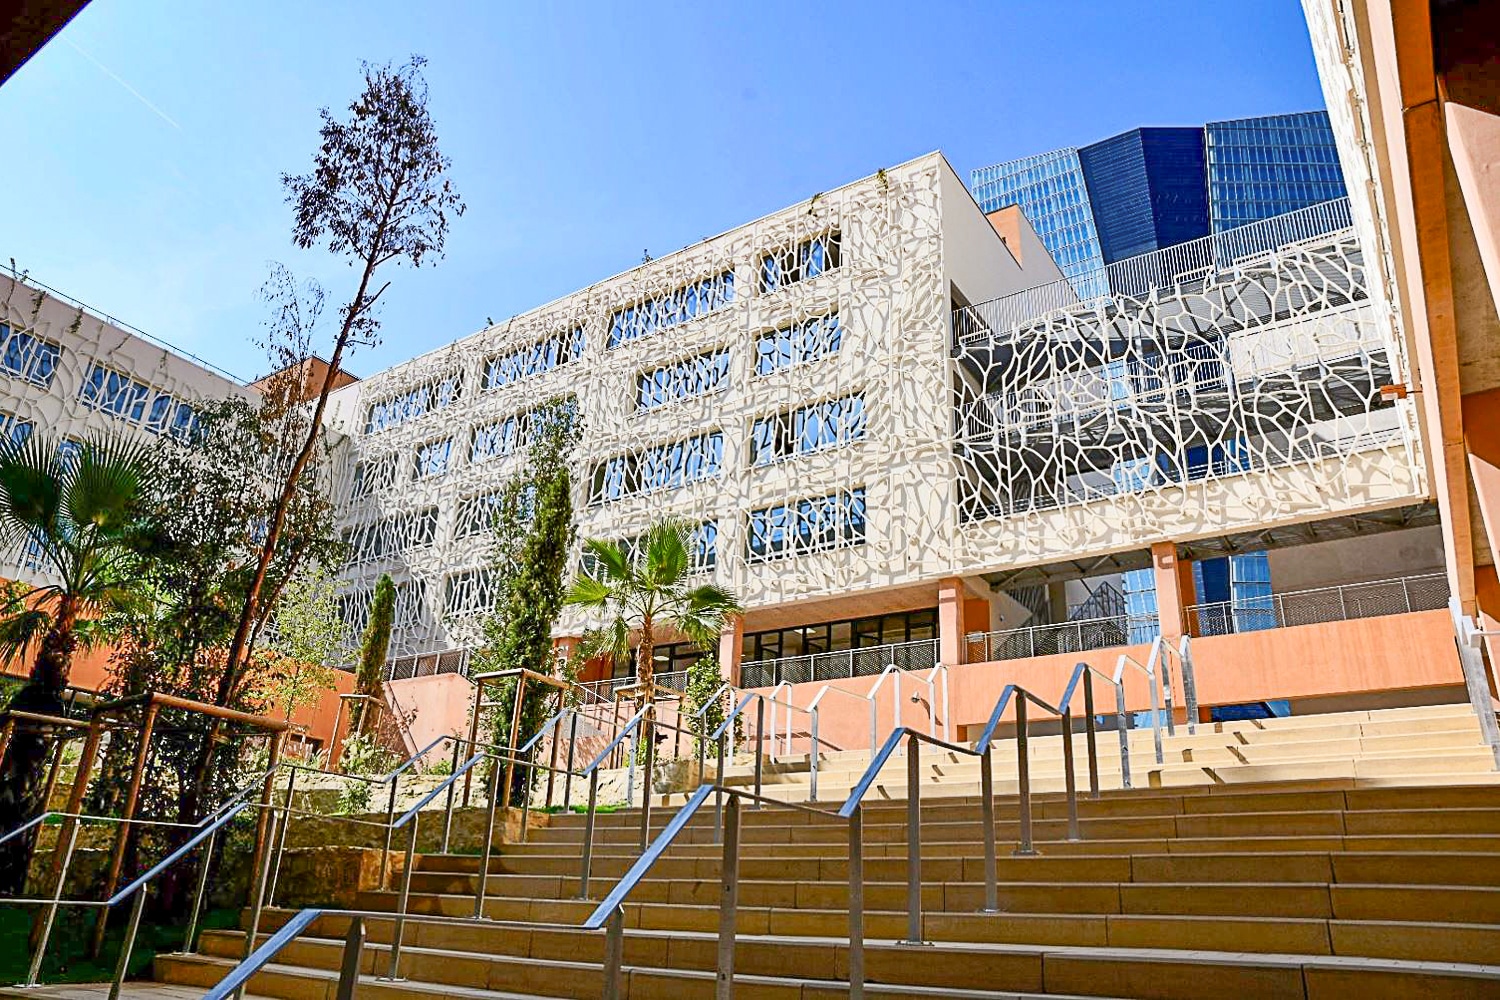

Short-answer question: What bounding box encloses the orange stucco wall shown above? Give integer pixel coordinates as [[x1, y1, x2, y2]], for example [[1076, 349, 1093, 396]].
[[744, 610, 1465, 751], [384, 673, 476, 756]]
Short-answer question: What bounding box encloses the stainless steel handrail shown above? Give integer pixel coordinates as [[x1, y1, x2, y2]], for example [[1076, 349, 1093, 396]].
[[808, 681, 877, 757], [578, 782, 830, 1000], [574, 701, 705, 899], [1114, 648, 1168, 763], [1057, 660, 1134, 789], [867, 662, 943, 744], [5, 768, 276, 998], [836, 676, 1104, 998]]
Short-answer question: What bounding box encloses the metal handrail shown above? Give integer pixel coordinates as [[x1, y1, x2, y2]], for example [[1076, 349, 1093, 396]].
[[835, 678, 1103, 998], [578, 782, 830, 1000], [575, 701, 705, 899], [1057, 660, 1133, 789], [6, 767, 277, 998], [868, 662, 942, 745], [808, 681, 878, 757], [1114, 649, 1169, 763]]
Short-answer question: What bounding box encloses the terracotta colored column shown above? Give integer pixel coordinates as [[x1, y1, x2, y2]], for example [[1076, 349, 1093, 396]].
[[938, 577, 965, 666], [719, 615, 744, 687], [1151, 541, 1190, 641]]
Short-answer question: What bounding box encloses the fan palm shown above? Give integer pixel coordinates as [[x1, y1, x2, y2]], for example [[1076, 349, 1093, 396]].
[[565, 519, 741, 701], [0, 432, 159, 700], [0, 432, 159, 890]]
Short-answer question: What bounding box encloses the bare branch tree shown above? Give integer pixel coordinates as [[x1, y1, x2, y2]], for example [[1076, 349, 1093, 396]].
[[217, 56, 463, 702]]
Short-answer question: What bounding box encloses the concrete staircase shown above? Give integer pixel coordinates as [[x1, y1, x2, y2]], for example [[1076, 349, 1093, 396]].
[[702, 703, 1500, 806], [147, 703, 1500, 999]]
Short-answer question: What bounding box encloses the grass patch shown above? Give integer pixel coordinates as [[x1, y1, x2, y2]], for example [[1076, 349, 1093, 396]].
[[0, 903, 238, 986]]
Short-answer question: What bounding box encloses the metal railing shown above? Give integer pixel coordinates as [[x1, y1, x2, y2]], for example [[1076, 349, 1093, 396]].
[[739, 637, 938, 688], [867, 661, 950, 744], [955, 197, 1355, 342], [1184, 572, 1450, 637], [808, 681, 878, 757], [966, 614, 1155, 663], [1114, 649, 1170, 765], [0, 771, 275, 998]]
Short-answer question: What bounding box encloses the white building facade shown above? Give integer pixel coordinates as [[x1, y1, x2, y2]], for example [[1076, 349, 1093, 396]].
[[323, 150, 1434, 687]]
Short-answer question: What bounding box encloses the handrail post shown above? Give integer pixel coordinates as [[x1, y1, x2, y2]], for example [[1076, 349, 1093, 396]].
[[714, 733, 726, 843], [753, 697, 764, 809], [563, 710, 579, 809], [639, 712, 655, 851], [238, 809, 279, 1000], [182, 828, 218, 953], [268, 767, 297, 906], [379, 772, 399, 887], [27, 818, 81, 986], [335, 916, 365, 1000], [441, 738, 461, 854], [902, 733, 924, 945], [1061, 708, 1080, 842], [1147, 668, 1164, 764], [521, 746, 536, 844], [980, 745, 997, 912], [848, 805, 865, 999], [578, 769, 599, 899], [1178, 637, 1199, 735], [1014, 697, 1036, 856], [1083, 673, 1101, 799], [809, 707, 819, 803], [384, 815, 418, 980], [717, 794, 741, 999], [475, 749, 504, 918], [107, 888, 149, 1000], [602, 904, 625, 1000], [1116, 681, 1132, 790]]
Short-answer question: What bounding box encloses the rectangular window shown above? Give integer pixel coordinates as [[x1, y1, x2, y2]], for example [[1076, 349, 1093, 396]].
[[759, 231, 841, 293], [443, 568, 496, 616], [747, 487, 866, 562], [470, 415, 525, 464], [350, 454, 398, 500], [607, 270, 735, 349], [752, 393, 866, 466], [413, 438, 454, 480], [344, 506, 439, 566], [365, 370, 463, 434], [637, 347, 731, 410], [482, 327, 585, 390], [0, 324, 62, 388], [582, 520, 719, 580], [454, 491, 506, 540], [0, 409, 34, 446], [79, 364, 150, 421], [589, 431, 723, 504], [754, 312, 843, 376]]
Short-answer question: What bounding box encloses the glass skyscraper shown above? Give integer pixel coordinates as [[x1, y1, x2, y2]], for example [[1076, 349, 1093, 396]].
[[971, 110, 1346, 275], [1205, 111, 1346, 233], [1077, 127, 1209, 264], [970, 148, 1106, 292]]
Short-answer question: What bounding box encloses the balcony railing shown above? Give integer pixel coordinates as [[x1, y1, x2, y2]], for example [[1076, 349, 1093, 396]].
[[954, 197, 1355, 344], [1184, 572, 1449, 637], [385, 648, 470, 682], [965, 615, 1158, 664], [739, 638, 938, 689], [576, 669, 691, 702]]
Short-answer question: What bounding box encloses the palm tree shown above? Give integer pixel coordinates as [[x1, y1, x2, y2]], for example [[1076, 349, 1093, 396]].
[[0, 432, 158, 889], [0, 433, 158, 699], [565, 519, 741, 701]]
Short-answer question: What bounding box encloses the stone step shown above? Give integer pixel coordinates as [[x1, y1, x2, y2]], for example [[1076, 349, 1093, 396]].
[[159, 922, 1500, 1000]]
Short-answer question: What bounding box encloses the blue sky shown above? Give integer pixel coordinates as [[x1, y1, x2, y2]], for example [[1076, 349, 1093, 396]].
[[0, 1, 1328, 383]]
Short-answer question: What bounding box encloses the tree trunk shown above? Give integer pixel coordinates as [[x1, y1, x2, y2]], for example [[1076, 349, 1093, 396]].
[[0, 609, 76, 893], [637, 617, 654, 705]]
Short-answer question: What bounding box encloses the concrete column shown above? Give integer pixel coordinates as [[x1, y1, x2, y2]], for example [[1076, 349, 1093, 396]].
[[1151, 541, 1190, 641], [938, 577, 965, 666], [719, 615, 744, 687]]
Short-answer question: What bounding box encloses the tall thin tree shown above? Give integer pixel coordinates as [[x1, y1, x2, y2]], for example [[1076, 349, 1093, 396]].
[[219, 55, 463, 702]]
